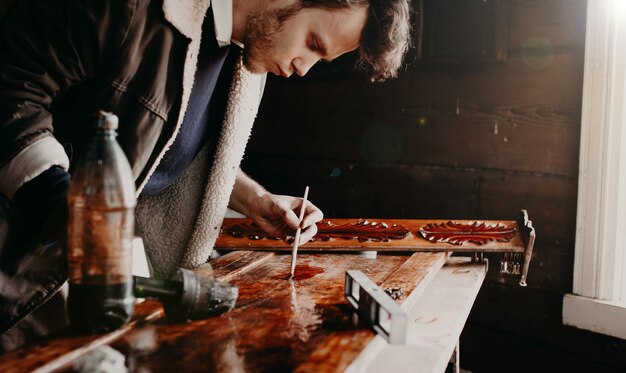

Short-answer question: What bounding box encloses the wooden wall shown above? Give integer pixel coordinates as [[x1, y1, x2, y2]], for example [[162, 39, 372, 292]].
[[242, 0, 626, 371]]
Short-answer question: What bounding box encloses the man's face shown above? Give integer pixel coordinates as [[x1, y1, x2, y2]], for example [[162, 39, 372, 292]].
[[243, 3, 368, 77]]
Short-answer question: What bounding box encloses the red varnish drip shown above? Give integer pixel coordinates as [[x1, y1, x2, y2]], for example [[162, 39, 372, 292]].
[[287, 264, 325, 281], [313, 220, 410, 242], [227, 220, 410, 243]]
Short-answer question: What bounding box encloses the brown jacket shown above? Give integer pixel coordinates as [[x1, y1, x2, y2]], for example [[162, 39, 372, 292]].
[[0, 0, 265, 346]]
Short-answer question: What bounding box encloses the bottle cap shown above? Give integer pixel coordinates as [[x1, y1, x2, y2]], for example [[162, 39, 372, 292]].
[[95, 110, 119, 131]]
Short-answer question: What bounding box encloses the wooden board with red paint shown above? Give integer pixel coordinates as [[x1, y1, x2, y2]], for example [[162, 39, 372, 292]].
[[215, 217, 528, 253]]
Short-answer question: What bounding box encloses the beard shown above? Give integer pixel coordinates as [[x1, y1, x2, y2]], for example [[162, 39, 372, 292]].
[[242, 5, 301, 73]]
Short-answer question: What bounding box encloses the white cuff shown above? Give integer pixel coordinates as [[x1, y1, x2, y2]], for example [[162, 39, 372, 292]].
[[0, 137, 70, 199]]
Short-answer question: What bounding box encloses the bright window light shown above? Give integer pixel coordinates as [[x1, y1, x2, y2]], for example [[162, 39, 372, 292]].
[[616, 0, 626, 15]]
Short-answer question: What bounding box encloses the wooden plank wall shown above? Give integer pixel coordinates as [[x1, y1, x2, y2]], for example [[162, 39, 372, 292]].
[[242, 0, 626, 371]]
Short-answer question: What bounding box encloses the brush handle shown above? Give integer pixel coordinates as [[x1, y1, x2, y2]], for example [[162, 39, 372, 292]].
[[290, 186, 310, 276]]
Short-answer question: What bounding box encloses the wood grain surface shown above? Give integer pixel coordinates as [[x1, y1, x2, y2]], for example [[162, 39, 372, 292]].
[[0, 251, 447, 372]]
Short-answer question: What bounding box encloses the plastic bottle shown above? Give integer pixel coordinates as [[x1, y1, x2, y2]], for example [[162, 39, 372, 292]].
[[67, 110, 136, 333]]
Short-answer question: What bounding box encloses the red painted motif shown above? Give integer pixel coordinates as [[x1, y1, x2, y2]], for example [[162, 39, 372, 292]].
[[226, 220, 411, 243], [418, 221, 516, 245]]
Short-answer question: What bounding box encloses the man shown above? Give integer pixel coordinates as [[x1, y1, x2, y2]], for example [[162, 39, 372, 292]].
[[0, 0, 411, 350]]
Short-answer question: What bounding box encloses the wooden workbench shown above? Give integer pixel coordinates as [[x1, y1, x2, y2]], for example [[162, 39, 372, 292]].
[[0, 250, 486, 372]]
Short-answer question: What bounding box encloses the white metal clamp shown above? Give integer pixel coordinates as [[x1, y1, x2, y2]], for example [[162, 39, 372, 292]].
[[344, 270, 407, 344]]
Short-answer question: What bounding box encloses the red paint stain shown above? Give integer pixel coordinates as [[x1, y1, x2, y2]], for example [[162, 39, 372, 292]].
[[288, 264, 324, 281]]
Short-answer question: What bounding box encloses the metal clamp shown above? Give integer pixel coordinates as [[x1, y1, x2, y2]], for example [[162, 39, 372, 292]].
[[344, 270, 407, 344], [518, 209, 536, 286]]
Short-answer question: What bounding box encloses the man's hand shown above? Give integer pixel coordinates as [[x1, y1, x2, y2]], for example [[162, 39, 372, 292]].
[[248, 193, 323, 245], [228, 170, 323, 245]]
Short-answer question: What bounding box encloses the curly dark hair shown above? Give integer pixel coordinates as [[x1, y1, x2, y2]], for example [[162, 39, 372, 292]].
[[300, 0, 412, 82]]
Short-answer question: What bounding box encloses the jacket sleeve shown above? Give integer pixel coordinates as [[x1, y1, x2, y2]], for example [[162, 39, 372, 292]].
[[0, 0, 136, 199]]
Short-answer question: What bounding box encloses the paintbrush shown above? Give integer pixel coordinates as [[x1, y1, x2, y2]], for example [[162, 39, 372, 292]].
[[289, 186, 309, 278]]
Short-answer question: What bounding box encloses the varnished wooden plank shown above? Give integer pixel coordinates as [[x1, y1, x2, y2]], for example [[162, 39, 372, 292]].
[[194, 251, 276, 281], [0, 254, 393, 371], [308, 253, 449, 372], [295, 252, 448, 372], [216, 218, 527, 253], [105, 253, 441, 372], [107, 254, 406, 372], [0, 253, 279, 372], [0, 301, 163, 373], [0, 254, 272, 372], [0, 250, 450, 372], [380, 252, 450, 309], [295, 331, 374, 373]]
